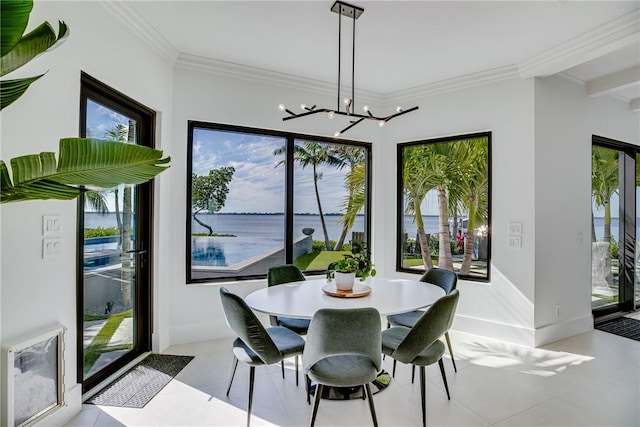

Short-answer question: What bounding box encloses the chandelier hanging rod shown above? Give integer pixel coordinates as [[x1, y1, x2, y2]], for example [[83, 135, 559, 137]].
[[278, 1, 418, 137]]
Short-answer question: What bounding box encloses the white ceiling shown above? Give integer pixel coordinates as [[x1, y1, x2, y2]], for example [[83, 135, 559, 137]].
[[113, 1, 640, 109]]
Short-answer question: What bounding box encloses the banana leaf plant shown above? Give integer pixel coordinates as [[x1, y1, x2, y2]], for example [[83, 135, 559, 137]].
[[0, 1, 171, 203], [1, 0, 69, 110], [1, 138, 170, 203]]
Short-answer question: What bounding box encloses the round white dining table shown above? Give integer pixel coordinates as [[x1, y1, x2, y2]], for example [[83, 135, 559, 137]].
[[245, 277, 446, 319]]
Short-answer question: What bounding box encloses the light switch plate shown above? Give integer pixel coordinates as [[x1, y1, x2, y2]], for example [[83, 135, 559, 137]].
[[508, 221, 522, 236], [43, 215, 62, 236], [43, 238, 63, 258], [508, 236, 522, 248]]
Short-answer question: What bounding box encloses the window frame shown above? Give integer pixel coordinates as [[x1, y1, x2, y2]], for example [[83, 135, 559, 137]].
[[186, 121, 372, 283], [395, 131, 492, 282]]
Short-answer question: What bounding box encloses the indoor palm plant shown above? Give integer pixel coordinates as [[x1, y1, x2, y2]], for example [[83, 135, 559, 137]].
[[0, 0, 170, 203]]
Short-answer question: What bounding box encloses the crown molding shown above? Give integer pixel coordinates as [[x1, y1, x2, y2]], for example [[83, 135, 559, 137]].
[[518, 8, 640, 79], [100, 1, 179, 65], [388, 65, 520, 104], [175, 54, 386, 104]]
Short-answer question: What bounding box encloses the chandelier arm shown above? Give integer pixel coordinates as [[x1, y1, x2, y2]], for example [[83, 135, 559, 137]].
[[281, 108, 334, 121], [351, 6, 356, 115], [381, 106, 420, 122], [337, 6, 342, 112], [339, 117, 366, 135]]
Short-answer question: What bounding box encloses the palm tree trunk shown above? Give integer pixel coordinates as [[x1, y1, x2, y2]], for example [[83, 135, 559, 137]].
[[460, 232, 475, 274], [437, 187, 454, 270], [414, 198, 433, 269], [460, 199, 477, 275], [603, 201, 611, 243], [313, 165, 332, 251], [120, 120, 135, 309]]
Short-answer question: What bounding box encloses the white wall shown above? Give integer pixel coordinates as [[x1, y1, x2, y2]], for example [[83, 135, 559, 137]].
[[0, 2, 173, 425], [533, 75, 640, 345]]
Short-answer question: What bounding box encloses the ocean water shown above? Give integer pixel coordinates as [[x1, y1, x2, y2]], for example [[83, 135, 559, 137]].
[[85, 213, 443, 241]]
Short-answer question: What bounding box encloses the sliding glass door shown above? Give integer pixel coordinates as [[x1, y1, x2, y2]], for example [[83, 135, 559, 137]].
[[591, 136, 638, 317]]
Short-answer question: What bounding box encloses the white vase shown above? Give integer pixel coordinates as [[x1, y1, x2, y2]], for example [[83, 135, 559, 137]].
[[334, 272, 356, 291]]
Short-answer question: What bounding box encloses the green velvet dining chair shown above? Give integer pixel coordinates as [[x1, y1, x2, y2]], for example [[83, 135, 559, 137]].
[[381, 290, 459, 427], [386, 267, 458, 372], [304, 307, 382, 427], [219, 287, 305, 427], [267, 265, 311, 335]]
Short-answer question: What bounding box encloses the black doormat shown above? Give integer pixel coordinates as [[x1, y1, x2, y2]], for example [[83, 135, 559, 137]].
[[595, 317, 640, 341], [87, 354, 194, 408]]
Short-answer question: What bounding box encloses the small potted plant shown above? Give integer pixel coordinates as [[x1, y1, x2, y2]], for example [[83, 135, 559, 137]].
[[328, 242, 376, 290]]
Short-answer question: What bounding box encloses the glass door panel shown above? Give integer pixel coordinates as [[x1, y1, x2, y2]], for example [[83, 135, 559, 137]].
[[82, 105, 138, 379], [591, 145, 620, 309]]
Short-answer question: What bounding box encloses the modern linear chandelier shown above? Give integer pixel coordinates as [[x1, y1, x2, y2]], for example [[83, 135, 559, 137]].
[[279, 1, 418, 137]]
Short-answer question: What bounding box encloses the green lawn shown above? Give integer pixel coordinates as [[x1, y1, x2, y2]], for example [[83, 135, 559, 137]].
[[83, 309, 133, 374], [295, 250, 349, 270]]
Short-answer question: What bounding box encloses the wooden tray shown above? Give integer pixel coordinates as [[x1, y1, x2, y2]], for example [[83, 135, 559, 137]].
[[322, 284, 371, 298]]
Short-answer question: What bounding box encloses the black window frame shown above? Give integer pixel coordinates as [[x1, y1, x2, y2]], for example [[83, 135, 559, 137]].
[[396, 131, 492, 282], [186, 121, 373, 283]]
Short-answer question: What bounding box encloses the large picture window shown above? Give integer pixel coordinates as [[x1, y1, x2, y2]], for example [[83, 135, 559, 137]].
[[187, 122, 371, 282], [397, 132, 491, 281]]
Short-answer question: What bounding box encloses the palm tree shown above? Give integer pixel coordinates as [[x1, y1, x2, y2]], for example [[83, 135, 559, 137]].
[[456, 139, 489, 275], [104, 123, 134, 307], [332, 146, 365, 250], [591, 145, 619, 244], [105, 124, 129, 236], [337, 161, 366, 250], [422, 142, 461, 271], [403, 145, 437, 269], [274, 141, 342, 251]]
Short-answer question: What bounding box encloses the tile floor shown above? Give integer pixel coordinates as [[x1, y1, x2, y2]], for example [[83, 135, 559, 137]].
[[65, 327, 639, 427]]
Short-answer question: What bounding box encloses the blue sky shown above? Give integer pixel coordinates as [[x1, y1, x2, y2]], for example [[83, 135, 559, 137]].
[[192, 128, 351, 214]]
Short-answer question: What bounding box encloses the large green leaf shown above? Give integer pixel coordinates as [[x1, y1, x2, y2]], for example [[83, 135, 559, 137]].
[[1, 21, 69, 77], [0, 74, 44, 110], [1, 0, 33, 57], [1, 138, 171, 203]]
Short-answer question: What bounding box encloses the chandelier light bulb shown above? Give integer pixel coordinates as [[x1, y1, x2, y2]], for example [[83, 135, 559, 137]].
[[327, 111, 335, 119], [344, 97, 351, 105], [301, 104, 307, 110], [334, 131, 341, 137], [363, 105, 369, 112], [278, 104, 286, 111], [379, 120, 386, 127], [396, 106, 403, 112]]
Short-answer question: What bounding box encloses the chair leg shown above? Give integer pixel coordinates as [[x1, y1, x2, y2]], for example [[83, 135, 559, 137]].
[[281, 360, 285, 379], [310, 384, 323, 427], [444, 332, 457, 372], [411, 365, 415, 384], [419, 366, 427, 427], [438, 358, 450, 400], [365, 383, 379, 427], [295, 355, 299, 386], [392, 359, 397, 377], [227, 355, 239, 396], [305, 375, 312, 405], [247, 366, 255, 427]]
